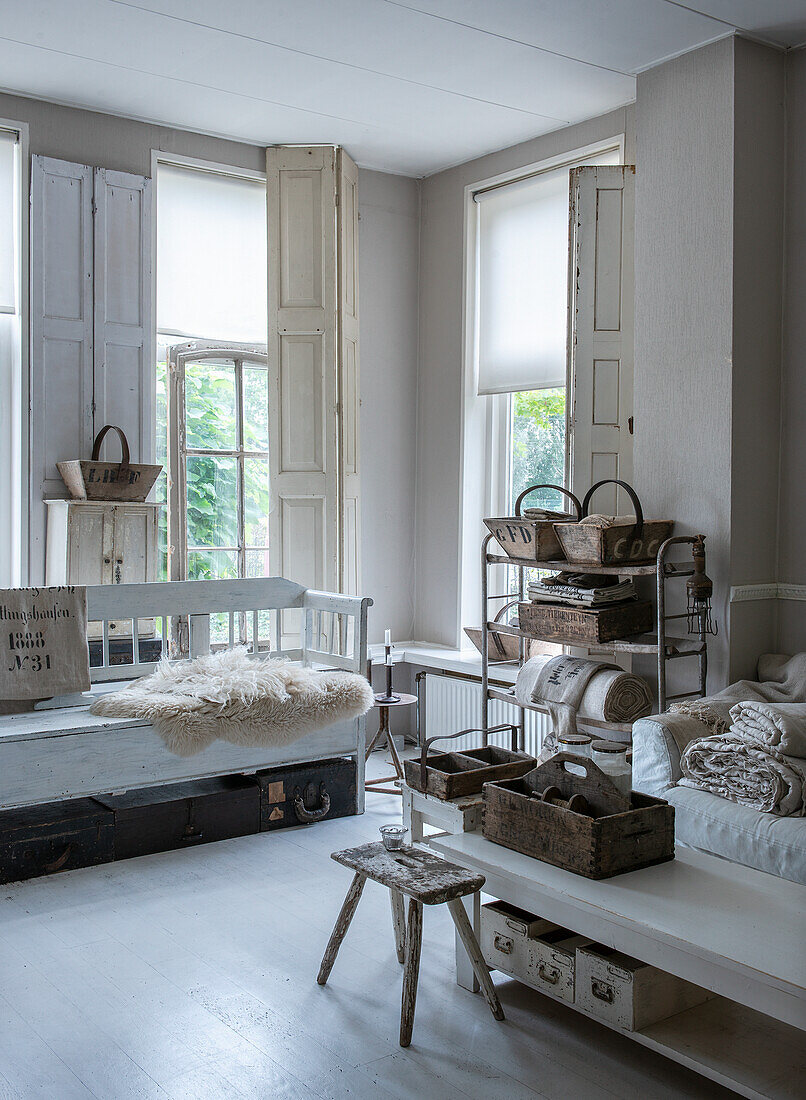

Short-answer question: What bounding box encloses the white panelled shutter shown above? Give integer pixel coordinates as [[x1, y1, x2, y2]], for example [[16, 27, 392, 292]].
[[337, 148, 361, 597], [568, 165, 635, 516], [93, 168, 153, 463], [266, 145, 361, 644], [30, 156, 94, 577], [30, 157, 152, 581]]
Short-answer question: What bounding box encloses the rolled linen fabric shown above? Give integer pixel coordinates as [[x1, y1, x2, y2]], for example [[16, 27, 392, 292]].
[[680, 735, 806, 816], [515, 655, 652, 724], [728, 701, 806, 758]]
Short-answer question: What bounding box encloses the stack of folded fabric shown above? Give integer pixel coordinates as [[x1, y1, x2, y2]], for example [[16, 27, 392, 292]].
[[680, 701, 806, 816], [522, 506, 577, 522], [527, 571, 637, 608]]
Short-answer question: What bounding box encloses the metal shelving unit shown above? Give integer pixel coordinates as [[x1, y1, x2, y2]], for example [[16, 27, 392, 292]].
[[480, 533, 710, 743]]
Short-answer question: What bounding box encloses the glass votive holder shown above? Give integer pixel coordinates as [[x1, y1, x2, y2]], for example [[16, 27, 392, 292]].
[[380, 824, 407, 850]]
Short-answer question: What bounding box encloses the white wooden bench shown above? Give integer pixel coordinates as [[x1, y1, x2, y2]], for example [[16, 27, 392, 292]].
[[0, 578, 372, 811]]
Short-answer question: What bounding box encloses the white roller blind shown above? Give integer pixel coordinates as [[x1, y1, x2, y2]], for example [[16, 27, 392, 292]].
[[0, 130, 18, 313], [475, 147, 620, 396], [157, 162, 267, 343]]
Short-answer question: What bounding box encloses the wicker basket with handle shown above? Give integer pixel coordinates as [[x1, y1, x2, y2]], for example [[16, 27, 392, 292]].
[[554, 479, 673, 565], [57, 425, 162, 502]]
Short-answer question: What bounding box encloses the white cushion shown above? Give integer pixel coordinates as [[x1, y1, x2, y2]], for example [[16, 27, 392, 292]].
[[632, 714, 707, 796], [667, 785, 806, 885]]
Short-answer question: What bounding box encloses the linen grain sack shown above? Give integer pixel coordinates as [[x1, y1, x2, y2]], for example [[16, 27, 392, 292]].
[[0, 587, 90, 699]]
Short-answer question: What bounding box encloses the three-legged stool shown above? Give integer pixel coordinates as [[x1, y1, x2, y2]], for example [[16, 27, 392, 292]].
[[316, 841, 504, 1047]]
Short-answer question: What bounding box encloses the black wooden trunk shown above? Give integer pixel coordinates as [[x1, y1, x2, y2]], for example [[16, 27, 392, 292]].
[[96, 775, 261, 860], [256, 757, 357, 830], [0, 798, 114, 884]]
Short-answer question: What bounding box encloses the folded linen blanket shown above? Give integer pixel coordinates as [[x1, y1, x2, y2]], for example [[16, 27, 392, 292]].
[[728, 702, 806, 759], [90, 647, 374, 757], [527, 578, 636, 608], [680, 735, 806, 816], [515, 654, 652, 734]]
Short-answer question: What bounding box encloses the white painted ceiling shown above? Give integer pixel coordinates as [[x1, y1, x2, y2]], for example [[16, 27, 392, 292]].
[[1, 0, 804, 176]]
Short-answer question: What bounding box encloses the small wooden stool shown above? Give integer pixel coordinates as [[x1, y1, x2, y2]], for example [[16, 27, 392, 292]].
[[317, 841, 504, 1047]]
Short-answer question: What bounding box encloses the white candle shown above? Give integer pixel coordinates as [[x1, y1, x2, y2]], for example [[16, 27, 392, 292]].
[[384, 628, 391, 646]]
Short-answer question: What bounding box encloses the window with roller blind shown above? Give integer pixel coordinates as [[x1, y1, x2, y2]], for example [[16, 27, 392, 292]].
[[155, 158, 268, 586], [0, 125, 23, 587]]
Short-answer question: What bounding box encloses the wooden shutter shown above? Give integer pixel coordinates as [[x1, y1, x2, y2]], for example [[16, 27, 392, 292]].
[[568, 165, 635, 515], [93, 168, 153, 463], [267, 146, 338, 633], [337, 148, 361, 596], [30, 156, 94, 578]]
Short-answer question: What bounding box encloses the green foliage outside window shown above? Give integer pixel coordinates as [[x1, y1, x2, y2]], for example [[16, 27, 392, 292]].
[[510, 388, 567, 513]]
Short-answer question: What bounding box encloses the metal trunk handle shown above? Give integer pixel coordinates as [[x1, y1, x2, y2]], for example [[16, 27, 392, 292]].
[[591, 979, 616, 1004], [293, 782, 331, 823]]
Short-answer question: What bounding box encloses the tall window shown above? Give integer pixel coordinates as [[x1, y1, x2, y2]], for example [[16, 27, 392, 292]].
[[0, 126, 22, 587], [155, 160, 267, 582]]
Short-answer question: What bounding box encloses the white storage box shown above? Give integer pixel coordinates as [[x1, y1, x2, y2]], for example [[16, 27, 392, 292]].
[[575, 944, 711, 1031], [527, 928, 589, 1004], [480, 901, 555, 979]]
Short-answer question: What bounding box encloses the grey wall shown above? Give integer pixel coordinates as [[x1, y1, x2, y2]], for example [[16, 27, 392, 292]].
[[635, 37, 785, 688], [779, 49, 806, 654], [415, 105, 635, 646], [0, 93, 420, 641]]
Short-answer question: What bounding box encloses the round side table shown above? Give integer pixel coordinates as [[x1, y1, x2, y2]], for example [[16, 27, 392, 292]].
[[365, 693, 417, 796]]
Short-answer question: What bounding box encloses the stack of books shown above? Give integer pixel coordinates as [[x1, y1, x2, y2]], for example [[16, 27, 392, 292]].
[[527, 571, 637, 609]]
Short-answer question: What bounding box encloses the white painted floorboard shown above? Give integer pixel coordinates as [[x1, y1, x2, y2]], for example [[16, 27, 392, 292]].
[[0, 750, 736, 1099]]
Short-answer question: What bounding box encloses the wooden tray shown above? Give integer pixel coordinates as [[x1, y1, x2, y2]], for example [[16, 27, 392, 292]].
[[518, 600, 653, 644], [553, 478, 672, 565], [484, 483, 581, 562], [482, 754, 675, 879], [404, 727, 536, 800]]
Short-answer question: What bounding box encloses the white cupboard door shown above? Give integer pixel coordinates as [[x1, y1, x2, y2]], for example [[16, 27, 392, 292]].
[[568, 165, 635, 516], [267, 146, 338, 648], [30, 156, 94, 579], [337, 148, 361, 598], [111, 506, 158, 638], [93, 168, 153, 463], [66, 506, 111, 587]]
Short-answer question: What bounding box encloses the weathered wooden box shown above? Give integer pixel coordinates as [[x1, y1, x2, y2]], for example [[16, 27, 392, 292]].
[[518, 600, 653, 645], [575, 944, 711, 1030], [0, 798, 114, 884], [554, 519, 674, 565], [96, 776, 260, 859], [482, 756, 675, 879], [484, 516, 571, 562], [256, 757, 357, 829], [480, 901, 587, 1004], [403, 745, 536, 801]]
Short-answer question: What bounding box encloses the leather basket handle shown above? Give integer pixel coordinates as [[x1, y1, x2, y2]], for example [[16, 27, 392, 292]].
[[91, 424, 131, 470], [581, 479, 643, 540], [515, 483, 582, 520], [419, 723, 518, 787]]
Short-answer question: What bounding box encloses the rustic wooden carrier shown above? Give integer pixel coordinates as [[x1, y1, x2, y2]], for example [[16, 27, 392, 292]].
[[482, 754, 675, 879], [554, 479, 673, 565], [483, 483, 581, 562], [517, 599, 653, 644], [57, 424, 163, 502], [402, 725, 536, 800]]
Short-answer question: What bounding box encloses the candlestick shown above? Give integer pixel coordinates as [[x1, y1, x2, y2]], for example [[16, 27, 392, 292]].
[[375, 640, 400, 704]]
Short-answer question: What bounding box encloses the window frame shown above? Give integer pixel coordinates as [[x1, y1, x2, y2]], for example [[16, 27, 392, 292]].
[[167, 340, 269, 583], [459, 136, 624, 642]]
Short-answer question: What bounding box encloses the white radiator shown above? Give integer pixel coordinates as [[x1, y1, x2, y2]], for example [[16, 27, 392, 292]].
[[420, 672, 549, 757]]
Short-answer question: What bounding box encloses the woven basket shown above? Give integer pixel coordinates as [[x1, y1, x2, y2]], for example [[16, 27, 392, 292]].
[[57, 425, 162, 502]]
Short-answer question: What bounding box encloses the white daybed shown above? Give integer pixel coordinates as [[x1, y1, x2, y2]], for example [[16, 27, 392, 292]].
[[0, 578, 372, 811]]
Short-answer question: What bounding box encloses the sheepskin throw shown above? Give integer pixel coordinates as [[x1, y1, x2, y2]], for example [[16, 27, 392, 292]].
[[90, 648, 374, 757]]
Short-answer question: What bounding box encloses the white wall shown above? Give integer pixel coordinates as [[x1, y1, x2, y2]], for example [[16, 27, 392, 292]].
[[414, 106, 635, 647], [0, 92, 420, 637]]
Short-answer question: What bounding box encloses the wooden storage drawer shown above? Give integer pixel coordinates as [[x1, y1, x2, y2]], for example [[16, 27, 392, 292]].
[[527, 928, 590, 1004], [256, 757, 357, 830], [575, 944, 711, 1030], [0, 798, 114, 884], [97, 776, 260, 860], [518, 600, 653, 645], [480, 901, 556, 979]]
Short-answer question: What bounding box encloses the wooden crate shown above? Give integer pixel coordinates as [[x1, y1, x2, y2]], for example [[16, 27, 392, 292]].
[[96, 776, 260, 860], [483, 516, 571, 562], [575, 944, 711, 1030], [555, 520, 673, 565], [518, 600, 653, 644], [482, 756, 675, 879], [403, 745, 536, 800], [256, 757, 357, 830], [0, 798, 114, 884]]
